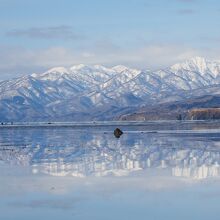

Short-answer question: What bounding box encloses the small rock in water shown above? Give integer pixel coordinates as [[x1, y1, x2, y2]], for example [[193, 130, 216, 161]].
[[114, 128, 123, 138]]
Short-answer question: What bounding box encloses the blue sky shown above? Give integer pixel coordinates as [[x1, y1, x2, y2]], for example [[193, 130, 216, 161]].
[[0, 0, 220, 79]]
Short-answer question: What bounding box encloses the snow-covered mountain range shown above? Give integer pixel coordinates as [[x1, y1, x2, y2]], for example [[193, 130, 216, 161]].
[[1, 56, 220, 121]]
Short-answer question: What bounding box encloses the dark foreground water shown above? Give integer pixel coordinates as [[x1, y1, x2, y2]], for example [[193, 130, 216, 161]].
[[1, 121, 220, 220]]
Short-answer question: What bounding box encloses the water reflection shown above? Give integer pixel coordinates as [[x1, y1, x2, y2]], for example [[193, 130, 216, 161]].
[[1, 127, 220, 179]]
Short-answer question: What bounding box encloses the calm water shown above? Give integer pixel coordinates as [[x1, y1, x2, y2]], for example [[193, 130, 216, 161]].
[[1, 122, 220, 220]]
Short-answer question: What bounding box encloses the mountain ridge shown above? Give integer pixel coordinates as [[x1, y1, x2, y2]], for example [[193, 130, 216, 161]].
[[1, 57, 220, 121]]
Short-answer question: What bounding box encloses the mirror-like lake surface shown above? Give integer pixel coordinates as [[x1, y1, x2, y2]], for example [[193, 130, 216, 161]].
[[1, 121, 220, 220]]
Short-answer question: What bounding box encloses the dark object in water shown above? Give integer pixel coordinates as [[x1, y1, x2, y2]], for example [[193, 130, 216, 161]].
[[177, 114, 182, 121], [114, 128, 123, 138]]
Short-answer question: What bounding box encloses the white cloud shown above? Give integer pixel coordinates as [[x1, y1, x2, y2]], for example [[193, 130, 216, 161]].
[[0, 43, 220, 79], [6, 26, 81, 40]]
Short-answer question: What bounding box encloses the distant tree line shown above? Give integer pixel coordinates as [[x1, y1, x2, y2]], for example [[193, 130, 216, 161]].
[[188, 108, 220, 120]]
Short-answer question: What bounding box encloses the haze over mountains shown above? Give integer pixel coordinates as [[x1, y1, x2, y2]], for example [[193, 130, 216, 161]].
[[1, 57, 220, 122]]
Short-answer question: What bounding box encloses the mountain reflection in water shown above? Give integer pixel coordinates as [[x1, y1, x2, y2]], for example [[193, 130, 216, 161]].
[[1, 125, 220, 180]]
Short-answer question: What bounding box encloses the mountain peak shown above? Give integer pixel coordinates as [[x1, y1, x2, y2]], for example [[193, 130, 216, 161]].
[[70, 64, 92, 71], [170, 56, 210, 74], [32, 67, 69, 80], [112, 65, 129, 73], [45, 67, 69, 74], [190, 56, 207, 63]]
